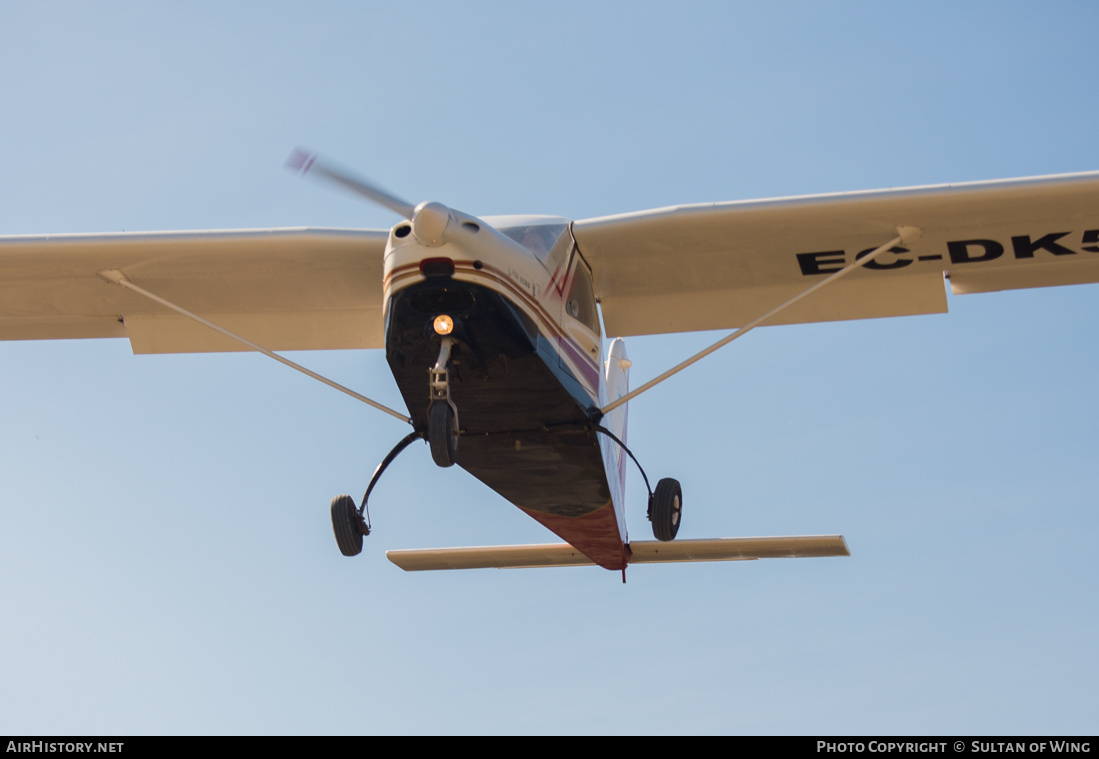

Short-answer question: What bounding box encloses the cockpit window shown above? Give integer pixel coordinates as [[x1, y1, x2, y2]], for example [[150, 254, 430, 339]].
[[566, 260, 601, 336], [499, 222, 570, 264]]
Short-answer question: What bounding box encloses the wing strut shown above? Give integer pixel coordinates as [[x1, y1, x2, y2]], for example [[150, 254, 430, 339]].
[[600, 227, 922, 414], [97, 269, 412, 424]]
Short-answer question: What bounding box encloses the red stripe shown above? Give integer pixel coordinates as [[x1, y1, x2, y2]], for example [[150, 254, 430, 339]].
[[546, 259, 566, 294]]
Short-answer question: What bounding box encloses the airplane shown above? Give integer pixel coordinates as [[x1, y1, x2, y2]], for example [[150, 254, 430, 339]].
[[2, 152, 1098, 579]]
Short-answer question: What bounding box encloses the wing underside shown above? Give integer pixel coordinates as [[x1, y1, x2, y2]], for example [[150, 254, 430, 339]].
[[0, 227, 389, 352], [573, 171, 1099, 337]]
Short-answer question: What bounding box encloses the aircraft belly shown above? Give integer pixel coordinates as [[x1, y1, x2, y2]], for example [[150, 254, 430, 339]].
[[386, 280, 625, 569]]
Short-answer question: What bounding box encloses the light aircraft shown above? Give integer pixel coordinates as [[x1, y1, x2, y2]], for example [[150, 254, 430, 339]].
[[3, 152, 1098, 579]]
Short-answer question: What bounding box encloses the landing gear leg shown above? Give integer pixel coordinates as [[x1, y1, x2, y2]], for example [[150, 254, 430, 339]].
[[427, 337, 459, 468], [590, 424, 681, 544], [329, 430, 422, 557]]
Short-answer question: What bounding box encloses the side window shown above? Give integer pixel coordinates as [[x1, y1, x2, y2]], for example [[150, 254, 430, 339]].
[[566, 261, 601, 336]]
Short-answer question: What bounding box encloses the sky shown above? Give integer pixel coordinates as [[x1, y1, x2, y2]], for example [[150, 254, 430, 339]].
[[1, 1, 1097, 735]]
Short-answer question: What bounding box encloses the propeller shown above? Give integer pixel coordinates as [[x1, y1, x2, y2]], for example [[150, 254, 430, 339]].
[[285, 147, 416, 219], [286, 148, 452, 246]]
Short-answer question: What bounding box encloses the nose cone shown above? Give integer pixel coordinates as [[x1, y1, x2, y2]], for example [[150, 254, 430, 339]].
[[411, 201, 451, 246]]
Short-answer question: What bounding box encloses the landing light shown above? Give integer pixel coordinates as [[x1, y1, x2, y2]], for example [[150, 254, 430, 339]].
[[433, 315, 454, 335]]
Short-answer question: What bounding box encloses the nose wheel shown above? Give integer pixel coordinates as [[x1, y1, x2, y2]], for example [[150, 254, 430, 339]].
[[429, 400, 458, 467], [427, 336, 460, 468]]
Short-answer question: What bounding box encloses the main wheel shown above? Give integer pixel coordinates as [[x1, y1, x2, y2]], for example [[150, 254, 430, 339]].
[[650, 478, 682, 542], [330, 494, 364, 556], [428, 401, 458, 468]]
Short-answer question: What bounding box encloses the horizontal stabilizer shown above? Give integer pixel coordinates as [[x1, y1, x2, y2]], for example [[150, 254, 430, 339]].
[[386, 535, 849, 572], [627, 535, 849, 563]]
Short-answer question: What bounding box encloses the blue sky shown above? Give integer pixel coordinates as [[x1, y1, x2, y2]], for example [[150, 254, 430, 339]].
[[1, 1, 1097, 734]]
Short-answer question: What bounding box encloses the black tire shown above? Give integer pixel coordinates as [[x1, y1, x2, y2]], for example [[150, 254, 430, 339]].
[[428, 401, 458, 468], [330, 494, 363, 557], [650, 478, 682, 542]]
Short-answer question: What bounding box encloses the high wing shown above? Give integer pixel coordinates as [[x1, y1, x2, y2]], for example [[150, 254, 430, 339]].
[[0, 228, 388, 353], [572, 171, 1099, 337], [4, 171, 1099, 355]]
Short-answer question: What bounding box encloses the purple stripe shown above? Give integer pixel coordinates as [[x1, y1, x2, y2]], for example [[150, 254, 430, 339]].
[[559, 337, 600, 388]]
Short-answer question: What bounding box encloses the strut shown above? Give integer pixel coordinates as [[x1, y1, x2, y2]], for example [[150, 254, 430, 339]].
[[97, 268, 411, 423], [601, 227, 922, 413]]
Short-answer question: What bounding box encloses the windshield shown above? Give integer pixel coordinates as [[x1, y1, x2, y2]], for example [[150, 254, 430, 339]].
[[498, 220, 570, 264]]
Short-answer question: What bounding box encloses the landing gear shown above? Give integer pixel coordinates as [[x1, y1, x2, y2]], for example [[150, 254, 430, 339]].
[[329, 431, 421, 557], [428, 401, 458, 467], [427, 336, 459, 468], [650, 478, 682, 542], [591, 424, 682, 543], [330, 494, 365, 556]]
